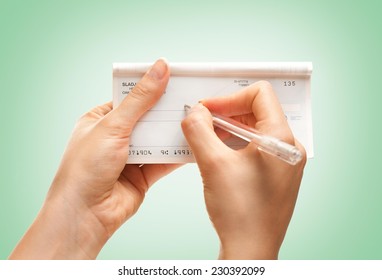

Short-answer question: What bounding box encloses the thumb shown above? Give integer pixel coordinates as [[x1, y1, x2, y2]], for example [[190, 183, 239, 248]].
[[181, 104, 231, 167], [107, 58, 170, 131]]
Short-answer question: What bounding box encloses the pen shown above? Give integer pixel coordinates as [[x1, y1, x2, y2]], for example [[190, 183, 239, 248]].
[[184, 104, 303, 165]]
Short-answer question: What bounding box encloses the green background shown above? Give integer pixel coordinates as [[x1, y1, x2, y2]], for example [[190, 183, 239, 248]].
[[0, 0, 381, 259]]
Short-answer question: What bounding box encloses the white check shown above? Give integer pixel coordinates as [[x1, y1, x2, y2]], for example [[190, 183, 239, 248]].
[[113, 62, 313, 163]]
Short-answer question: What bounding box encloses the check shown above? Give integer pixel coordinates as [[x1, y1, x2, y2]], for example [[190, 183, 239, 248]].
[[113, 62, 313, 163]]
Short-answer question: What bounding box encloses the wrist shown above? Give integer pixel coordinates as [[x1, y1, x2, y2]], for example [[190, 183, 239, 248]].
[[10, 181, 109, 259], [43, 192, 109, 259], [217, 233, 280, 260], [219, 245, 278, 260]]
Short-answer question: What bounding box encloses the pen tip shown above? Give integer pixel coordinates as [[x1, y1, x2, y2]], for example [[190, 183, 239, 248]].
[[184, 104, 191, 112]]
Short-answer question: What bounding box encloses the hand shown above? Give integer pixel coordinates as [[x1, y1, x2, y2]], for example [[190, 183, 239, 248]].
[[181, 81, 306, 259], [10, 59, 179, 259]]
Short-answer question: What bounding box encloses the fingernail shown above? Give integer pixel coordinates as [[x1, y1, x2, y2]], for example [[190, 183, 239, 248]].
[[186, 103, 205, 114], [184, 103, 203, 115], [147, 58, 168, 80]]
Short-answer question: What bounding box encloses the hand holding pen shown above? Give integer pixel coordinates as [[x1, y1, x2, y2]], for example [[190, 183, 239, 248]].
[[181, 81, 306, 259], [184, 104, 302, 165]]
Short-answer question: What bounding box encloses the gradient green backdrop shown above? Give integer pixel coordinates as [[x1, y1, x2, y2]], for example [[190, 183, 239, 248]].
[[1, 0, 381, 259]]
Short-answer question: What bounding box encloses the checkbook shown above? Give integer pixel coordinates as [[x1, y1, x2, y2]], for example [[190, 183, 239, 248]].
[[112, 62, 313, 163]]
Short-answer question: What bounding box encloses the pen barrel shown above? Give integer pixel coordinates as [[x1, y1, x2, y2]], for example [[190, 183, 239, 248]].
[[211, 113, 302, 165], [257, 136, 302, 165]]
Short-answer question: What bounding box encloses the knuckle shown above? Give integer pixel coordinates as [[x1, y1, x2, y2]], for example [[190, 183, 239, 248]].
[[251, 80, 274, 96], [182, 112, 205, 131], [129, 82, 151, 101], [256, 80, 273, 90], [295, 141, 308, 167], [97, 111, 133, 137], [78, 111, 93, 121], [182, 110, 202, 128], [276, 126, 296, 145]]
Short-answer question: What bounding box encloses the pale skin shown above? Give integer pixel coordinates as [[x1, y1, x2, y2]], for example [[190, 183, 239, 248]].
[[9, 59, 306, 260], [181, 82, 306, 259]]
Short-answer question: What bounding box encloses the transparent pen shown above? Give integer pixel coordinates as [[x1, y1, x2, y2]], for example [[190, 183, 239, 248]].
[[184, 104, 303, 165]]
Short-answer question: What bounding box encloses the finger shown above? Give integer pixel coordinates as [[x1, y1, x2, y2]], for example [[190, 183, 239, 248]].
[[294, 139, 307, 168], [202, 80, 292, 141], [89, 101, 113, 117], [202, 80, 286, 125], [181, 104, 231, 166], [104, 58, 170, 131], [141, 164, 183, 187]]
